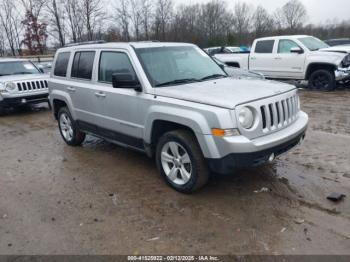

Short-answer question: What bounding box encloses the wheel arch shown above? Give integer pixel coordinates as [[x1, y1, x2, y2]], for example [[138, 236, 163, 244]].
[[144, 110, 213, 158], [50, 90, 75, 120], [305, 63, 337, 80]]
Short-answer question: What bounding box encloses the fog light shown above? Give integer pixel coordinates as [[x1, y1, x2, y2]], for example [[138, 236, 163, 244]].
[[21, 98, 27, 104], [268, 153, 275, 162]]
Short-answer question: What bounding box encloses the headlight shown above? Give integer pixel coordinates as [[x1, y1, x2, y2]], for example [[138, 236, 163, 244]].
[[5, 82, 16, 91], [238, 107, 255, 129], [341, 54, 350, 67]]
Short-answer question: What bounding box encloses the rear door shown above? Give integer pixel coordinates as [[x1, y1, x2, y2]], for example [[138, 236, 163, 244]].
[[249, 40, 277, 77], [68, 50, 100, 126]]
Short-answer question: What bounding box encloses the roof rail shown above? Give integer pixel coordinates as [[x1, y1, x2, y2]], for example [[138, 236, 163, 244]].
[[65, 40, 106, 47]]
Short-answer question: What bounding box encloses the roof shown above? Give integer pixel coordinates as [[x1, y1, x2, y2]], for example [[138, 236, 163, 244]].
[[0, 58, 28, 62], [255, 35, 310, 41], [57, 41, 195, 52]]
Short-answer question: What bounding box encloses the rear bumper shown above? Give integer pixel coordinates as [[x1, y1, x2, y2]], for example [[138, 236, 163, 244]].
[[0, 94, 49, 107], [207, 131, 306, 174]]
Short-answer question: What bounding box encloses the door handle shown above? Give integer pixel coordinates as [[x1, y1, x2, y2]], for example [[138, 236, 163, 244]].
[[67, 86, 76, 92], [95, 92, 106, 98], [250, 57, 256, 60], [274, 57, 282, 60]]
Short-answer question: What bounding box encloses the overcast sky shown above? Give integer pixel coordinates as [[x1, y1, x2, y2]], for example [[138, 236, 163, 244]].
[[174, 0, 350, 24]]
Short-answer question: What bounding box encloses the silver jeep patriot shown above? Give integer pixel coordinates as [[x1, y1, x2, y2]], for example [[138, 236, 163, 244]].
[[0, 58, 49, 115], [49, 42, 308, 193]]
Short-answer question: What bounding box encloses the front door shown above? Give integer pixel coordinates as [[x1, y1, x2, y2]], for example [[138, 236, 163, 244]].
[[273, 39, 306, 79], [93, 50, 151, 149]]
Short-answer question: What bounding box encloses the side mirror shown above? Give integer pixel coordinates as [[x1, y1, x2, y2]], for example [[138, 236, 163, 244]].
[[290, 47, 304, 54], [112, 73, 142, 92]]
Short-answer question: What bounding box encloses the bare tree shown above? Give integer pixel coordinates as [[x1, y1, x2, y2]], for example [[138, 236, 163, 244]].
[[45, 0, 66, 46], [140, 0, 153, 40], [20, 0, 46, 18], [233, 2, 252, 44], [154, 0, 173, 41], [0, 0, 23, 55], [65, 0, 84, 42], [81, 0, 105, 41], [114, 0, 131, 41], [129, 0, 143, 40], [277, 0, 307, 33], [252, 5, 274, 38]]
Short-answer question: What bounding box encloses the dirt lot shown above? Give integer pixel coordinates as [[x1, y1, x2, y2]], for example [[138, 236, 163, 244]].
[[0, 89, 349, 255]]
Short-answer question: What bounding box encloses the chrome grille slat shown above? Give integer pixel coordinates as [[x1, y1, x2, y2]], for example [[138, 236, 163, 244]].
[[14, 80, 48, 92]]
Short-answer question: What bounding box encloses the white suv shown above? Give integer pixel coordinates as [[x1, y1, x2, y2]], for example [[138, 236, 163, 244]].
[[49, 42, 308, 193]]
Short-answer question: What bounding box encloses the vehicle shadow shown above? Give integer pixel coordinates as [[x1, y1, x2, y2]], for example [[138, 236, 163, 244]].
[[0, 103, 50, 117]]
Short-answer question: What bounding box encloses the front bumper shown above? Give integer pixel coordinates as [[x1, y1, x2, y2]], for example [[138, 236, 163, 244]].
[[203, 111, 308, 174], [335, 67, 350, 81], [0, 94, 49, 107], [207, 131, 305, 174]]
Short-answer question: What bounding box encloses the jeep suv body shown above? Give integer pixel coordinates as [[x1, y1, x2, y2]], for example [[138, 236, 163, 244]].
[[49, 42, 308, 193], [0, 58, 49, 114]]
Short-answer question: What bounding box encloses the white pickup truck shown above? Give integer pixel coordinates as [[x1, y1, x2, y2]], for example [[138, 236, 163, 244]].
[[214, 35, 350, 91]]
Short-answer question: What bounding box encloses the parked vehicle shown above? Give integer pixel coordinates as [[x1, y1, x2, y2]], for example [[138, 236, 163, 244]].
[[204, 46, 248, 56], [212, 57, 265, 79], [0, 58, 49, 115], [49, 42, 308, 193], [35, 62, 53, 73], [325, 38, 350, 47], [214, 35, 350, 91]]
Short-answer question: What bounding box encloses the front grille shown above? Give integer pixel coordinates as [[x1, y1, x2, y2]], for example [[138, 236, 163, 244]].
[[260, 94, 299, 133], [16, 80, 48, 92], [235, 90, 300, 139]]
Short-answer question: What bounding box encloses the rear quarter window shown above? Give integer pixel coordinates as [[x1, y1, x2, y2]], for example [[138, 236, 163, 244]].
[[54, 52, 71, 77], [255, 40, 275, 53]]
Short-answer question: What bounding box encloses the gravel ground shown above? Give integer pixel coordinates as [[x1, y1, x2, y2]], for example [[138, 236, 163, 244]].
[[0, 89, 349, 255]]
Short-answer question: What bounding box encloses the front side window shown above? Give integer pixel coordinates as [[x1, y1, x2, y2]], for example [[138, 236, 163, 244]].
[[298, 37, 329, 51], [98, 52, 136, 83], [71, 51, 95, 80], [278, 40, 301, 53], [135, 46, 226, 87], [0, 61, 41, 76], [255, 40, 275, 53]]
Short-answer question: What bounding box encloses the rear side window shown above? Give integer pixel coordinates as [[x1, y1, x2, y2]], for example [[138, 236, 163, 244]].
[[255, 40, 275, 53], [54, 52, 70, 77], [98, 52, 136, 83], [71, 51, 95, 80]]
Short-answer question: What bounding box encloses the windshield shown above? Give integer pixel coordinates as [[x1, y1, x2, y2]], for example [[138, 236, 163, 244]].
[[135, 46, 227, 87], [0, 61, 41, 76], [298, 37, 329, 51]]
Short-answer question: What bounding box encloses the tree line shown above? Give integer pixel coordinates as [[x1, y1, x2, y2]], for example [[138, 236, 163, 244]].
[[0, 0, 350, 56]]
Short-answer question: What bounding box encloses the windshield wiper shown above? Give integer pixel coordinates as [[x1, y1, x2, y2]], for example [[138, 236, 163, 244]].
[[13, 72, 33, 75], [200, 74, 227, 81], [155, 78, 200, 87]]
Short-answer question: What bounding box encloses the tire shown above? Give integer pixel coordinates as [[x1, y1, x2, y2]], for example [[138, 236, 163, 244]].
[[156, 130, 210, 193], [57, 107, 85, 146], [308, 69, 336, 91]]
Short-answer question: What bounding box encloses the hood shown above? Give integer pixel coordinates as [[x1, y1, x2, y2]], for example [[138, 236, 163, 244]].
[[153, 78, 295, 109], [320, 46, 350, 54], [0, 73, 49, 83]]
